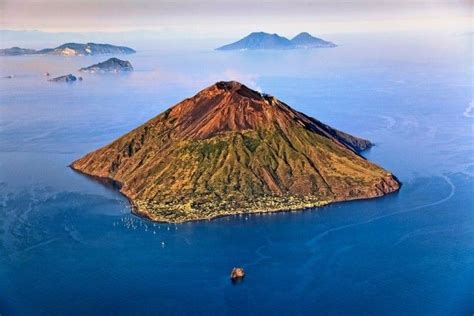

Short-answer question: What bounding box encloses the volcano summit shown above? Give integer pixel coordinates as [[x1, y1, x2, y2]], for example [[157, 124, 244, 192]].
[[71, 81, 400, 222]]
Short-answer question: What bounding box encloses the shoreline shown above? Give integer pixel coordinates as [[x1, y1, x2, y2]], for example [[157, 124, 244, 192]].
[[70, 165, 401, 224]]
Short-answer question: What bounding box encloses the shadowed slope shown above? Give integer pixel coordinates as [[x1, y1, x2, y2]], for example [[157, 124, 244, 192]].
[[71, 81, 399, 222]]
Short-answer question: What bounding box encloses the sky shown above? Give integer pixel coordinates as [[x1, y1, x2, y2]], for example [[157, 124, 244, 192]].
[[0, 0, 472, 37]]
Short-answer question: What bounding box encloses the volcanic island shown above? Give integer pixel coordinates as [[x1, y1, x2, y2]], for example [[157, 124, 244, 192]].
[[71, 81, 400, 223]]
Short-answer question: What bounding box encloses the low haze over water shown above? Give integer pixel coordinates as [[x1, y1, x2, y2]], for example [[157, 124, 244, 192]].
[[0, 32, 473, 315]]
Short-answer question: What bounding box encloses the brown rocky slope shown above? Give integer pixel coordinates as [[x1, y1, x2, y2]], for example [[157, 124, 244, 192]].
[[71, 81, 400, 222]]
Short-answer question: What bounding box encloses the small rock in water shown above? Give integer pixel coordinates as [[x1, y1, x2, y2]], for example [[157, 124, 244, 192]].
[[230, 267, 245, 282]]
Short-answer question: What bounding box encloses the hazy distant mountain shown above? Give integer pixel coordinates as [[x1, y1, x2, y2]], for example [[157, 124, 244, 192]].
[[0, 42, 136, 56], [43, 43, 136, 56], [79, 57, 133, 73], [216, 32, 293, 50], [0, 47, 37, 56], [291, 32, 337, 48], [216, 32, 336, 50]]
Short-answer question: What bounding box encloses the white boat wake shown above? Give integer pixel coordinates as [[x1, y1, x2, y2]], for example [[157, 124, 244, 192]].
[[294, 174, 457, 291], [463, 100, 474, 118], [306, 175, 455, 246]]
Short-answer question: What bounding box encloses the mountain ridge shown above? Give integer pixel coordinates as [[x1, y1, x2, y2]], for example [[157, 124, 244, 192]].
[[0, 42, 135, 56]]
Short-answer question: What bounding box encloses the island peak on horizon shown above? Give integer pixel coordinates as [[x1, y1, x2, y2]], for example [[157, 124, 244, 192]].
[[216, 32, 336, 50]]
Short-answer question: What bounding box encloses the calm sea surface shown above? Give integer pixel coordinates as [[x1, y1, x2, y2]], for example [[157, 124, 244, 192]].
[[0, 32, 473, 315]]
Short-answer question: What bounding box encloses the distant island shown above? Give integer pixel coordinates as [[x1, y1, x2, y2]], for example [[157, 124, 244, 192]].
[[216, 32, 336, 50], [0, 47, 37, 56], [79, 57, 133, 73], [49, 74, 77, 82], [71, 81, 399, 223], [0, 43, 136, 56]]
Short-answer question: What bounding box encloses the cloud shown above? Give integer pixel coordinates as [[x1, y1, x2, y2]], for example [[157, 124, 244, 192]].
[[218, 69, 262, 92]]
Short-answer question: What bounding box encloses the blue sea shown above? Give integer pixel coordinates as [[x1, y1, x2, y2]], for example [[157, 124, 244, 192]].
[[0, 32, 473, 315]]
